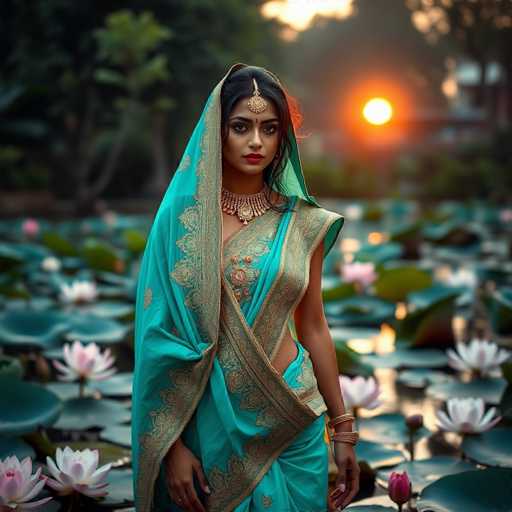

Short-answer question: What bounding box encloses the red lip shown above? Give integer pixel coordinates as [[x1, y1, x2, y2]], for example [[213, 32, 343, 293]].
[[244, 154, 263, 158]]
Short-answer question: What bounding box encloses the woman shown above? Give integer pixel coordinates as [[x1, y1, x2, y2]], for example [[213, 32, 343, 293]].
[[131, 63, 360, 512]]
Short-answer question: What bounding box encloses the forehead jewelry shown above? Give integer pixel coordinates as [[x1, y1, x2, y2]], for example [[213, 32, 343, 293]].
[[247, 78, 268, 114]]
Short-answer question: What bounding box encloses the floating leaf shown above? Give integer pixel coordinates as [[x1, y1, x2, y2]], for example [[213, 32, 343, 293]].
[[66, 315, 130, 344], [52, 397, 130, 430], [426, 378, 507, 405], [325, 295, 395, 327], [100, 425, 131, 447], [375, 267, 432, 303], [378, 456, 476, 494], [356, 440, 405, 469], [358, 413, 431, 445], [462, 428, 512, 468], [397, 368, 454, 388], [0, 377, 62, 436], [90, 372, 133, 397], [417, 468, 512, 512], [0, 436, 35, 460], [362, 348, 448, 369]]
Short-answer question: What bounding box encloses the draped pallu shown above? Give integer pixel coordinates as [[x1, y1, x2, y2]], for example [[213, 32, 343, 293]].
[[131, 63, 344, 512]]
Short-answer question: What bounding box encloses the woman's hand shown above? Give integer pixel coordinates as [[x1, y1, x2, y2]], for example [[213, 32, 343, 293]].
[[164, 438, 210, 512], [329, 442, 360, 510]]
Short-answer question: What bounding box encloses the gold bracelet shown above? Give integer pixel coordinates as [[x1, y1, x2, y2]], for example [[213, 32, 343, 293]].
[[330, 431, 359, 446], [327, 413, 355, 429]]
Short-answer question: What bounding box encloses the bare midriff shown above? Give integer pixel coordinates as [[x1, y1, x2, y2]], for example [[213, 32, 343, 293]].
[[221, 190, 299, 377]]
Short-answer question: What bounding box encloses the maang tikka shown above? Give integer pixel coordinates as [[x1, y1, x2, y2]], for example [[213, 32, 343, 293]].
[[247, 78, 268, 114]]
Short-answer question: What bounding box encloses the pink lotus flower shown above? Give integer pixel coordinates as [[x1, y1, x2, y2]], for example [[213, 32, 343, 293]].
[[45, 447, 111, 498], [388, 471, 411, 506], [52, 340, 116, 382], [341, 262, 377, 289], [339, 375, 382, 412], [21, 219, 39, 238], [500, 208, 512, 223], [0, 455, 52, 510], [436, 397, 501, 434]]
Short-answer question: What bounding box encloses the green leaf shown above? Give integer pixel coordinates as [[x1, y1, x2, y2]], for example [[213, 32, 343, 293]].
[[417, 468, 512, 512], [462, 428, 512, 467], [375, 267, 432, 302], [426, 378, 507, 405]]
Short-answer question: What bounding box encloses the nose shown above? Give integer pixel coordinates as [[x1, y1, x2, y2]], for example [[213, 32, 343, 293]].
[[249, 127, 263, 149]]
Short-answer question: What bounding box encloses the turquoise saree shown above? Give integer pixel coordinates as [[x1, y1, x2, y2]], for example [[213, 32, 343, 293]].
[[131, 63, 345, 511]]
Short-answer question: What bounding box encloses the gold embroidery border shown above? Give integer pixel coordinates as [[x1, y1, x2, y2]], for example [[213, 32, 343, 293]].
[[136, 72, 225, 511], [253, 198, 343, 360], [205, 275, 319, 511]]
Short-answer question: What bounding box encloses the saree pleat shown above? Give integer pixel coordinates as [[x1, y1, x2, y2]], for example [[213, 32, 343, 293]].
[[132, 63, 345, 512]]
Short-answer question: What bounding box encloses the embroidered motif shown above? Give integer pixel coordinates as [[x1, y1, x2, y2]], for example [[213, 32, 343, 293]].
[[176, 154, 191, 172], [262, 495, 273, 508], [143, 287, 152, 309]]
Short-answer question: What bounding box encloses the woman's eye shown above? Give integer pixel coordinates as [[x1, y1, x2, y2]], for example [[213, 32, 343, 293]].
[[232, 123, 247, 133], [264, 125, 278, 135]]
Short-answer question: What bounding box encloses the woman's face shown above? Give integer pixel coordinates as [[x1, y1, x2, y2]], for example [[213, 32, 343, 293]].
[[222, 96, 281, 177]]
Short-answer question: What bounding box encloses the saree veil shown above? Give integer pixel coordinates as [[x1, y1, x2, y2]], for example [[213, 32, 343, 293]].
[[131, 63, 345, 511]]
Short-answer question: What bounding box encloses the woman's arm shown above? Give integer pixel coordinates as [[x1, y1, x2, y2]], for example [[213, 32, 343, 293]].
[[294, 240, 352, 433]]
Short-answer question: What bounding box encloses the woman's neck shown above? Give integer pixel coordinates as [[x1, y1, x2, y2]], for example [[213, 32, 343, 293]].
[[222, 170, 265, 195]]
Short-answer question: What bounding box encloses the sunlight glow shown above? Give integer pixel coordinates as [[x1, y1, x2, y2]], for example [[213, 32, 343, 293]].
[[363, 98, 393, 126], [262, 0, 353, 32]]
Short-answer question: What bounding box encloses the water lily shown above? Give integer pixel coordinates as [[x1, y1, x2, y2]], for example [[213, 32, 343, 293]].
[[52, 340, 116, 385], [446, 267, 477, 289], [436, 397, 501, 434], [0, 455, 52, 510], [59, 280, 98, 304], [341, 262, 377, 291], [45, 447, 111, 498], [447, 339, 511, 378], [21, 219, 39, 238], [339, 375, 382, 416], [41, 257, 61, 273], [499, 208, 512, 223], [388, 470, 411, 510]]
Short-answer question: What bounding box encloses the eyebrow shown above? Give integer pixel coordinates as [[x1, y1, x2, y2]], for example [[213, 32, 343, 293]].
[[229, 116, 279, 124]]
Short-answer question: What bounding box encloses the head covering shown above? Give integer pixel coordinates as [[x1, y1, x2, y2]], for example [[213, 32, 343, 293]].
[[131, 62, 344, 511]]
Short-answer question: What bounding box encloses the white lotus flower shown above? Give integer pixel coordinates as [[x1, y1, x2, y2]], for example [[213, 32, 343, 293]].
[[446, 267, 477, 289], [59, 280, 98, 304], [436, 397, 501, 434], [0, 455, 52, 510], [341, 262, 377, 289], [339, 375, 382, 411], [45, 447, 111, 498], [447, 339, 511, 378], [345, 204, 363, 221], [41, 257, 61, 273], [52, 340, 116, 382]]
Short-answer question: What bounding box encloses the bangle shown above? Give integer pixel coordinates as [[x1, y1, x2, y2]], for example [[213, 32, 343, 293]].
[[330, 431, 359, 446], [327, 413, 355, 429]]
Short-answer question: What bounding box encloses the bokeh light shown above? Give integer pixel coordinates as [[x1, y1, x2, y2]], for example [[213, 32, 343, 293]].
[[363, 97, 393, 125]]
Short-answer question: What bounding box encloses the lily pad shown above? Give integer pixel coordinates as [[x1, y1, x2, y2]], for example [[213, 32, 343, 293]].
[[417, 468, 512, 512], [325, 296, 395, 327], [397, 368, 454, 388], [362, 348, 448, 369], [0, 436, 35, 460], [44, 382, 96, 401], [0, 354, 24, 379], [90, 372, 133, 397], [0, 309, 69, 349], [66, 315, 130, 344], [378, 456, 476, 494], [461, 428, 512, 467], [333, 340, 374, 377], [355, 242, 402, 264], [358, 413, 431, 445], [375, 267, 432, 303], [355, 440, 405, 469], [426, 377, 507, 405], [100, 425, 131, 447], [75, 301, 134, 320], [52, 397, 130, 430], [99, 468, 134, 507], [81, 239, 123, 273], [0, 377, 62, 435]]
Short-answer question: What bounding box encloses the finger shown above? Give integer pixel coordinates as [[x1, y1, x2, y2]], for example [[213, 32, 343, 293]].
[[185, 482, 206, 512], [340, 467, 360, 507], [193, 462, 211, 495]]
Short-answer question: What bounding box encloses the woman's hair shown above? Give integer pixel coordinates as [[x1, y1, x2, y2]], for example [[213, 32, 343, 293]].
[[220, 66, 303, 213]]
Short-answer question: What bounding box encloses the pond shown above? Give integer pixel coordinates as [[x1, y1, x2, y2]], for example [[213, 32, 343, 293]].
[[0, 198, 511, 511]]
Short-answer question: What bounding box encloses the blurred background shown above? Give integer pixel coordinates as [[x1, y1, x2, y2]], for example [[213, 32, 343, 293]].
[[2, 0, 511, 216], [1, 2, 512, 511]]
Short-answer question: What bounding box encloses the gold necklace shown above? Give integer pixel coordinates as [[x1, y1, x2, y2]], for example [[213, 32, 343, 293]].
[[221, 184, 272, 225]]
